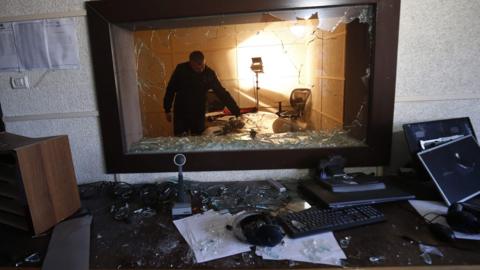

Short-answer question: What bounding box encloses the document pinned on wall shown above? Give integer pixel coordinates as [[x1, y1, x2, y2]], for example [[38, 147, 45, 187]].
[[0, 22, 20, 70], [0, 18, 79, 71], [13, 20, 50, 69], [45, 18, 80, 69]]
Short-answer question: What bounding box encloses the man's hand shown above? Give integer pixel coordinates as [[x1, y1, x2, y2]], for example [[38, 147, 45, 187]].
[[165, 112, 172, 122]]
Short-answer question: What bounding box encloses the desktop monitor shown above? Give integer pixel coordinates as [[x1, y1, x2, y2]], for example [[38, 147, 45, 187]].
[[403, 117, 477, 179]]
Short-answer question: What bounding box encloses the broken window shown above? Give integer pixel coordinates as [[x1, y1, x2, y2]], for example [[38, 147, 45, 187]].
[[110, 5, 374, 153]]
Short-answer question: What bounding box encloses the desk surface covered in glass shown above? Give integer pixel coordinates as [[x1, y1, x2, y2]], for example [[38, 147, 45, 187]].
[[1, 179, 479, 269]]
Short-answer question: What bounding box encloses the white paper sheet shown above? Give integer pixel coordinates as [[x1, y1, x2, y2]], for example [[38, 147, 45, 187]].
[[13, 20, 50, 69], [0, 18, 79, 71], [174, 210, 347, 265], [255, 232, 346, 266], [173, 210, 251, 263], [0, 22, 20, 70], [46, 18, 79, 69], [409, 200, 480, 240]]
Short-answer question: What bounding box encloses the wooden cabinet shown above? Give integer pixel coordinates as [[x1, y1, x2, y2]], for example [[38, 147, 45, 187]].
[[0, 132, 80, 235]]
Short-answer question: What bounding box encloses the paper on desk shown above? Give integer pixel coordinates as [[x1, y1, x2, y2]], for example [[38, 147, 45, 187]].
[[409, 200, 480, 240], [256, 232, 346, 266], [173, 210, 251, 263]]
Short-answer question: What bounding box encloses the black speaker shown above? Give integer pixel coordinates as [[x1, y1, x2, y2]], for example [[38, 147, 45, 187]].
[[232, 211, 284, 247]]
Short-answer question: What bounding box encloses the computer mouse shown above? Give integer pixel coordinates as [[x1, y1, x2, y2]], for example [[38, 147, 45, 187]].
[[428, 222, 455, 242], [232, 211, 284, 247]]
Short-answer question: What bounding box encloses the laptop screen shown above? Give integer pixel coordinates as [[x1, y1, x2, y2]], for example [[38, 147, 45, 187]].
[[418, 135, 480, 205], [403, 117, 476, 155]]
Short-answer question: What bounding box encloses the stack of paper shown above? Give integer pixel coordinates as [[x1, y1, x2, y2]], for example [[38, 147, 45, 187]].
[[256, 232, 346, 266], [173, 210, 251, 263], [174, 210, 347, 265]]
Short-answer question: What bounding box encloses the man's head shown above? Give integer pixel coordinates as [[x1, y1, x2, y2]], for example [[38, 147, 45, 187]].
[[189, 51, 206, 73]]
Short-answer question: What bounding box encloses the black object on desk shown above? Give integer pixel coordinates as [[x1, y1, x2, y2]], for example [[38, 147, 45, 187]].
[[172, 154, 192, 218], [315, 156, 385, 192], [318, 175, 386, 193], [232, 211, 285, 247], [278, 205, 385, 238], [299, 180, 415, 208]]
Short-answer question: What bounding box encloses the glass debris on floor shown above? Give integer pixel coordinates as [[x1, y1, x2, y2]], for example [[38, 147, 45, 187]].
[[419, 244, 444, 265], [301, 239, 332, 262], [190, 181, 291, 214], [15, 252, 41, 267], [368, 255, 386, 264], [85, 180, 290, 222], [339, 236, 352, 249], [110, 202, 130, 221], [23, 252, 41, 263], [80, 180, 295, 268], [241, 252, 255, 265], [133, 207, 157, 218]]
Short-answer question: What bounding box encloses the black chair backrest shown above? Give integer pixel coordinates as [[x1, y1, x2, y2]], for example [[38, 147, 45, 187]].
[[290, 88, 311, 112]]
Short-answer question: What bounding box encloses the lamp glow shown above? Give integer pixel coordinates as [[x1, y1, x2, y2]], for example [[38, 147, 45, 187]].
[[290, 24, 306, 37]]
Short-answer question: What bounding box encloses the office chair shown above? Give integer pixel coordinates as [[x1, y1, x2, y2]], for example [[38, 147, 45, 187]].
[[277, 88, 311, 119]]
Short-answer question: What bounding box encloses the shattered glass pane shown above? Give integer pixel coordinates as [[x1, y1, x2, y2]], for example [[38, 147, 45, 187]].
[[369, 255, 386, 264], [114, 5, 374, 153], [133, 207, 157, 218], [130, 129, 364, 153], [420, 253, 432, 265], [339, 236, 352, 249], [301, 239, 334, 262], [190, 181, 290, 214], [15, 252, 41, 267], [419, 244, 444, 265], [24, 253, 41, 263]]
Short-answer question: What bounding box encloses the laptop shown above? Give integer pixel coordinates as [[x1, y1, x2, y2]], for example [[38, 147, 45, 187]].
[[403, 117, 476, 180], [298, 180, 415, 208], [403, 117, 476, 155], [417, 135, 480, 206]]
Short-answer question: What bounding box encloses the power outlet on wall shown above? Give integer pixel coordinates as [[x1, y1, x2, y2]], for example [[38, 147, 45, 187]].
[[10, 76, 30, 89]]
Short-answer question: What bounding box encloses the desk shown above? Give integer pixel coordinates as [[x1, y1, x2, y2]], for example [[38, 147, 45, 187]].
[[0, 179, 479, 269]]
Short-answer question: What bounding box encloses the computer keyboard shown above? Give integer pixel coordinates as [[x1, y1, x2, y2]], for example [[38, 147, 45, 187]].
[[278, 205, 385, 238]]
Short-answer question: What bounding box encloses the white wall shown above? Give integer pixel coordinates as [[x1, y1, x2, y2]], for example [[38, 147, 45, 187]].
[[389, 0, 480, 172], [0, 1, 109, 183], [1, 0, 479, 183]]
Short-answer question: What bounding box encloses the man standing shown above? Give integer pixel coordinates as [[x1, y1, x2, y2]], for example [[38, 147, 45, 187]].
[[164, 51, 241, 136]]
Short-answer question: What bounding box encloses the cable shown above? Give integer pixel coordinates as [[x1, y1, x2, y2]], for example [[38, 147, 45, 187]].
[[421, 211, 444, 224]]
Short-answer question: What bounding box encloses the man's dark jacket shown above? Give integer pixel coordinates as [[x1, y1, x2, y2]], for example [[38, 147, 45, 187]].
[[164, 62, 240, 128]]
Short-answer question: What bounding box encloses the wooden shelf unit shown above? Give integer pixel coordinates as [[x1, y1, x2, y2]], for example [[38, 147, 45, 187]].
[[0, 132, 81, 235]]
